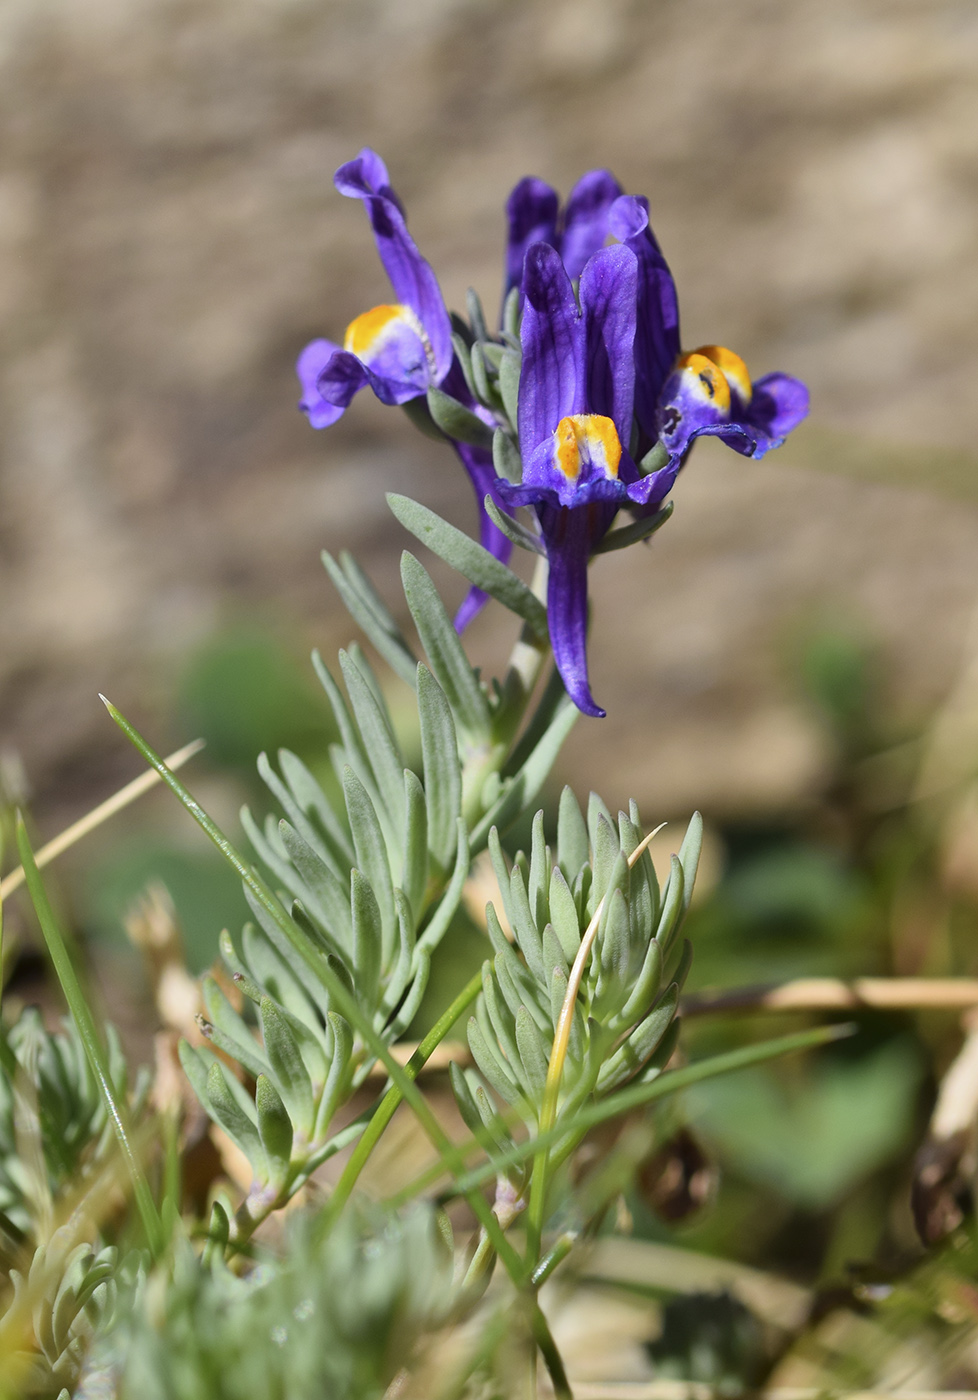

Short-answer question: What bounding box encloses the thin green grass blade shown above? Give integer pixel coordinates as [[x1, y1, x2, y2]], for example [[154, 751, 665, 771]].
[[15, 818, 163, 1257]]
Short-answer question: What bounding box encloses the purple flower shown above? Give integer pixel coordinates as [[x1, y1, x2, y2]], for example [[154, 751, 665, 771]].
[[297, 149, 453, 426], [656, 344, 810, 464], [497, 242, 680, 719], [503, 169, 624, 310], [297, 149, 511, 631]]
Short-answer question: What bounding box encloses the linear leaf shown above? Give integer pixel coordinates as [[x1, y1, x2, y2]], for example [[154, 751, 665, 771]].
[[387, 494, 548, 640], [426, 387, 494, 450], [200, 978, 269, 1081], [206, 1061, 265, 1177], [401, 769, 429, 921], [417, 664, 462, 872], [256, 1074, 293, 1185], [415, 819, 469, 957], [278, 748, 354, 872], [400, 552, 492, 740], [592, 501, 673, 554], [339, 649, 406, 845], [342, 766, 396, 967], [278, 820, 353, 953], [259, 996, 315, 1140], [322, 551, 418, 688]]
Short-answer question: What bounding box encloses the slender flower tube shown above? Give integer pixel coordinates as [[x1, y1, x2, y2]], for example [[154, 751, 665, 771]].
[[296, 149, 511, 630], [497, 242, 680, 718]]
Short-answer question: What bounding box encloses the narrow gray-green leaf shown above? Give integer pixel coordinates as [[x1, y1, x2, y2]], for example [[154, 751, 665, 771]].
[[255, 1074, 293, 1184], [339, 649, 405, 844], [593, 501, 673, 554], [498, 346, 521, 428], [200, 978, 269, 1081], [491, 433, 526, 490], [314, 1013, 353, 1140], [278, 820, 353, 953], [205, 1061, 266, 1178], [678, 811, 703, 912], [322, 551, 418, 689], [415, 819, 469, 956], [655, 855, 685, 954], [351, 869, 383, 1011], [342, 766, 396, 966], [401, 769, 429, 920], [426, 387, 494, 450], [387, 494, 547, 640], [417, 664, 462, 872], [467, 1016, 522, 1107], [515, 1005, 549, 1098], [596, 984, 679, 1095], [259, 996, 315, 1140], [278, 748, 354, 873], [401, 553, 492, 740]]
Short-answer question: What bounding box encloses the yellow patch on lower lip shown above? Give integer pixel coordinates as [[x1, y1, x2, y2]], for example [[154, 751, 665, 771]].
[[690, 344, 753, 405], [553, 414, 622, 479], [344, 303, 406, 357], [676, 352, 732, 414]]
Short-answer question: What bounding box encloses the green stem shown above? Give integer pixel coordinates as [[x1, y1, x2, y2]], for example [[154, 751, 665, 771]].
[[318, 968, 482, 1237], [530, 1301, 572, 1399], [16, 819, 163, 1258]]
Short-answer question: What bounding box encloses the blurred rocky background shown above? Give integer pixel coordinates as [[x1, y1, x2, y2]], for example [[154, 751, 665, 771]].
[[2, 0, 977, 835]]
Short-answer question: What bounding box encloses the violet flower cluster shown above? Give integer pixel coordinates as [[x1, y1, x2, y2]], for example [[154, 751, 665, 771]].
[[298, 149, 809, 718]]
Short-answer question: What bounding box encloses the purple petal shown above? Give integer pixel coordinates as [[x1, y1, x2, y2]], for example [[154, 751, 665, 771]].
[[499, 438, 628, 510], [607, 194, 649, 244], [297, 338, 349, 427], [452, 441, 514, 632], [540, 505, 605, 718], [504, 177, 559, 302], [748, 372, 810, 441], [339, 308, 434, 405], [579, 244, 638, 445], [625, 457, 682, 507], [316, 348, 372, 406], [657, 359, 737, 459], [518, 243, 586, 459], [334, 152, 452, 382], [560, 169, 623, 280], [610, 195, 681, 445], [333, 148, 403, 215]]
